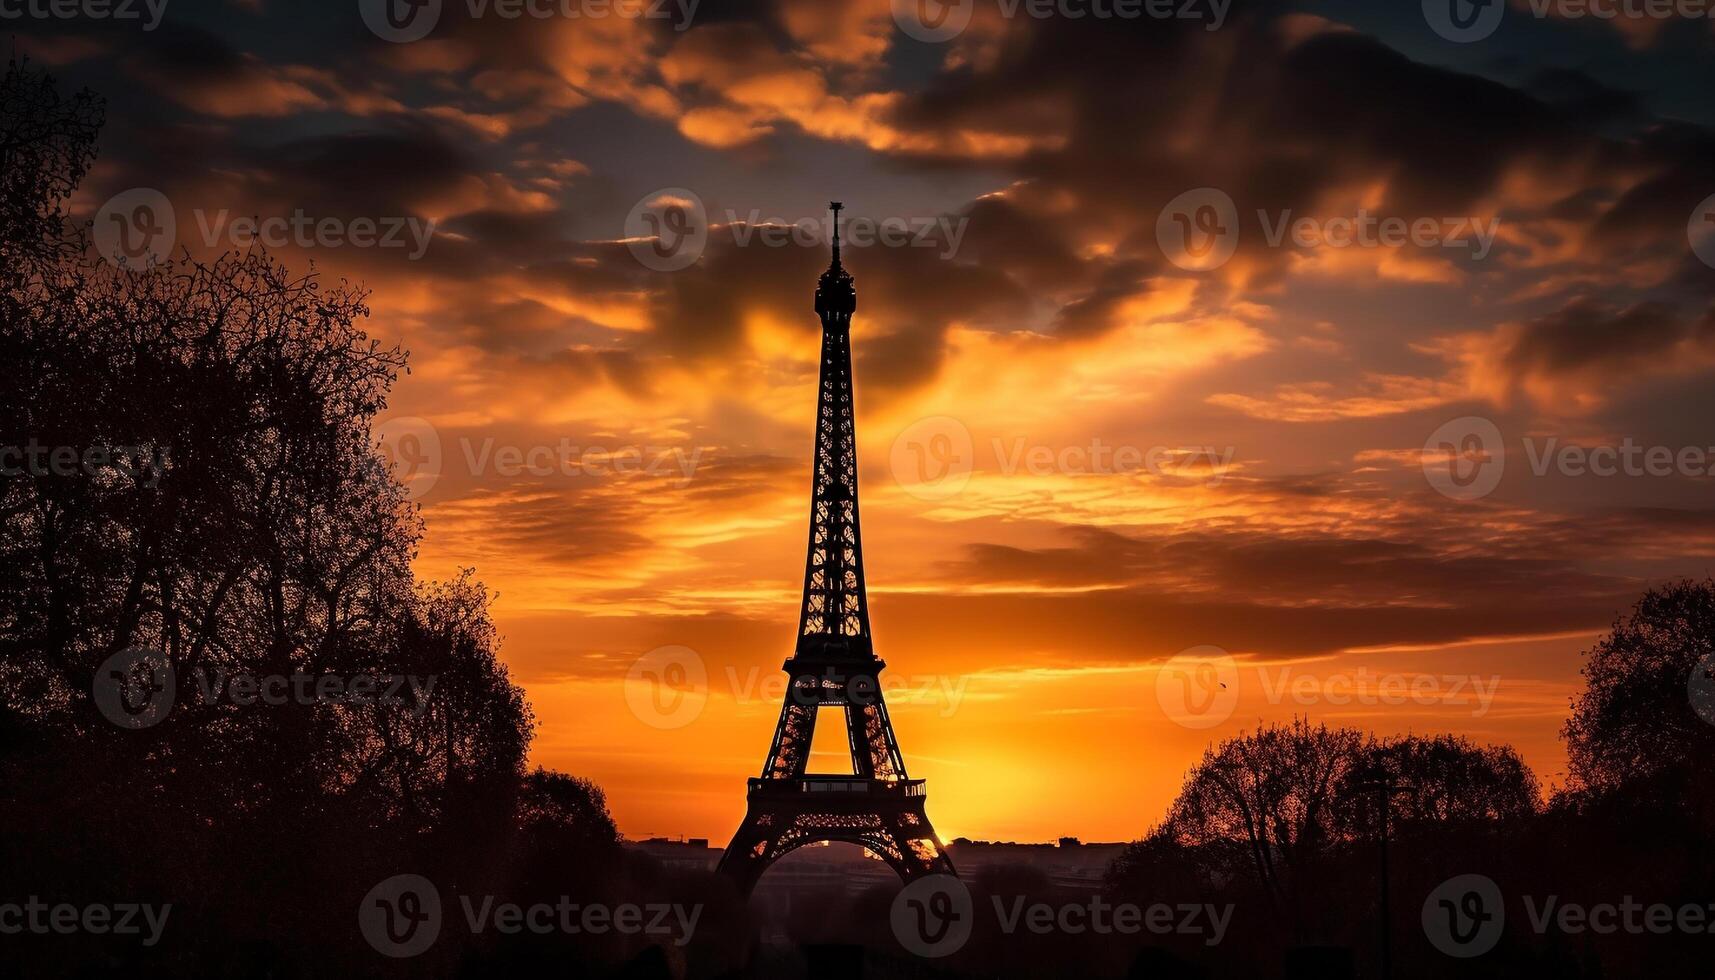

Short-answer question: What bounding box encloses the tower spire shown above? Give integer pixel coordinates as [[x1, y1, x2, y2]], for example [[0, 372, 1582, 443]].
[[829, 201, 843, 269], [814, 201, 856, 318]]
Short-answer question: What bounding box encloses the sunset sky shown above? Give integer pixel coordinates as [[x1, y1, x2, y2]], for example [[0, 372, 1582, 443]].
[[21, 0, 1715, 843]]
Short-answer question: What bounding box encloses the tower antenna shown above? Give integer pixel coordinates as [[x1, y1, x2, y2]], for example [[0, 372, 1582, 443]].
[[829, 201, 843, 268]]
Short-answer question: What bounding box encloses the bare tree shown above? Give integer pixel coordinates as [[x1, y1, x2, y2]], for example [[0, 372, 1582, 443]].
[[1153, 719, 1369, 910]]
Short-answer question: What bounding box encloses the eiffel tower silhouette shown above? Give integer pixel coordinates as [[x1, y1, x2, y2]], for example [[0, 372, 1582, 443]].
[[717, 203, 955, 895]]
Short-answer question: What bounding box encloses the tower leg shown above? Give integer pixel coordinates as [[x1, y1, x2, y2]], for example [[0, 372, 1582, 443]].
[[715, 811, 782, 897], [879, 812, 954, 880]]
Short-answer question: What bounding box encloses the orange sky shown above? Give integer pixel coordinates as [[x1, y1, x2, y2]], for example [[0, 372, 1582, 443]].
[[403, 349, 1606, 842], [32, 0, 1715, 843]]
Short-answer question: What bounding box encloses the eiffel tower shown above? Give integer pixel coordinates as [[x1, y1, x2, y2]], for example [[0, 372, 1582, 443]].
[[717, 203, 955, 896]]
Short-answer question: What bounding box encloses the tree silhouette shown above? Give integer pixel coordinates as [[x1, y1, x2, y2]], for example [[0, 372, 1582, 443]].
[[1359, 734, 1538, 826], [1563, 578, 1715, 801], [1123, 721, 1542, 959], [0, 57, 639, 978], [0, 56, 100, 269], [517, 768, 621, 850], [1152, 719, 1367, 913]]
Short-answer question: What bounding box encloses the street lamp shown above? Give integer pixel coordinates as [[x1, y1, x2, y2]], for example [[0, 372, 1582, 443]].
[[1352, 767, 1415, 980]]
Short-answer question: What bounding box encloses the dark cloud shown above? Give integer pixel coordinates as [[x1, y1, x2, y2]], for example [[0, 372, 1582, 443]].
[[243, 124, 475, 212], [1503, 297, 1715, 381], [931, 508, 1651, 607], [948, 195, 1090, 297], [909, 504, 1715, 667], [637, 221, 1029, 400], [1050, 262, 1161, 339], [1522, 68, 1646, 129], [460, 486, 657, 563]]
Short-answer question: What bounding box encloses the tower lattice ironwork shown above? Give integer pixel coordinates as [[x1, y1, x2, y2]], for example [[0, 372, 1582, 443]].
[[717, 204, 955, 896]]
